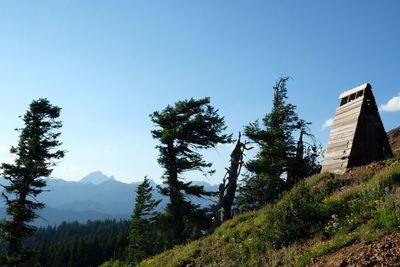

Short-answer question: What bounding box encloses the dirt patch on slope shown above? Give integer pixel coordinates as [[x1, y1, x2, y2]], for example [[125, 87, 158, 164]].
[[341, 161, 387, 184], [310, 233, 400, 267]]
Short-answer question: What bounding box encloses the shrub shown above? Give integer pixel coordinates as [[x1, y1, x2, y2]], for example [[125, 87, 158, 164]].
[[264, 182, 328, 248], [373, 196, 400, 230]]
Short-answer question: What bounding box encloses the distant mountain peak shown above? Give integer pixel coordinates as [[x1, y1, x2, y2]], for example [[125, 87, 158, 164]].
[[80, 171, 116, 185]]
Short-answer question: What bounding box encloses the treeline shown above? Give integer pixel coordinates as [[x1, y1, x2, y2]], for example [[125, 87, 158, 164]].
[[0, 77, 322, 266], [23, 220, 129, 267]]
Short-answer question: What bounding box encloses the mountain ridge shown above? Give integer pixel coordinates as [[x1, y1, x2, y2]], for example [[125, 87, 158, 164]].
[[0, 173, 218, 226]]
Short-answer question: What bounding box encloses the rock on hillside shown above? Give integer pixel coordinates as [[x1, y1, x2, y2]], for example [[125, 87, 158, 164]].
[[388, 126, 400, 153]]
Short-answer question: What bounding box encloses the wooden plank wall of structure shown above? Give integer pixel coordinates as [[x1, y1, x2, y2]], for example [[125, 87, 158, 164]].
[[322, 95, 364, 174], [321, 83, 393, 174], [349, 88, 393, 167]]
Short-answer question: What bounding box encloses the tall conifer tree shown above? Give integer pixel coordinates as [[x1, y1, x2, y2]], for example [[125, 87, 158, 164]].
[[238, 77, 319, 210], [150, 97, 232, 240], [0, 98, 65, 265], [127, 177, 160, 265]]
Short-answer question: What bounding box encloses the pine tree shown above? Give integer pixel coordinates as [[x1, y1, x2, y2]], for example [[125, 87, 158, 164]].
[[238, 77, 318, 210], [127, 177, 160, 265], [0, 98, 65, 265], [150, 97, 232, 240]]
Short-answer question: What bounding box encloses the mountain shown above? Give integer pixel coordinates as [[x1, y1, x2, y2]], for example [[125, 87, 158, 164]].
[[79, 170, 116, 184], [0, 173, 218, 226], [38, 177, 143, 215]]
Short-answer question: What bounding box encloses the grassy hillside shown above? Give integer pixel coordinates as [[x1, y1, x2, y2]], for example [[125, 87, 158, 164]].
[[101, 128, 400, 267], [101, 154, 400, 267]]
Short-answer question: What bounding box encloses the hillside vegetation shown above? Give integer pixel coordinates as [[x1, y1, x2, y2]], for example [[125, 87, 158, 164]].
[[98, 127, 400, 267], [101, 154, 400, 267]]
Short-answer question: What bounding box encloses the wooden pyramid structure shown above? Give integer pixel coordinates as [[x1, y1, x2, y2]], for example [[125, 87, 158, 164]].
[[321, 83, 393, 174]]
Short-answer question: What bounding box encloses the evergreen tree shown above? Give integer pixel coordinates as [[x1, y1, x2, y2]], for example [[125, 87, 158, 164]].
[[150, 97, 232, 240], [238, 77, 319, 210], [0, 98, 65, 265], [127, 177, 160, 265]]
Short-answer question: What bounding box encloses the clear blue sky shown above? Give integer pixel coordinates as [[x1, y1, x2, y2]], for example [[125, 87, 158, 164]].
[[0, 1, 399, 184]]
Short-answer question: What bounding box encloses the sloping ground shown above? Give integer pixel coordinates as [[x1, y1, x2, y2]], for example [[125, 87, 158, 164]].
[[101, 128, 400, 267], [130, 154, 400, 267], [310, 233, 400, 267], [388, 126, 400, 153]]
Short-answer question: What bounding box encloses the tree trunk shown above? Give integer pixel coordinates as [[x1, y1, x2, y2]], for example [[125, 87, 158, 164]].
[[166, 141, 185, 240], [218, 133, 246, 223]]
